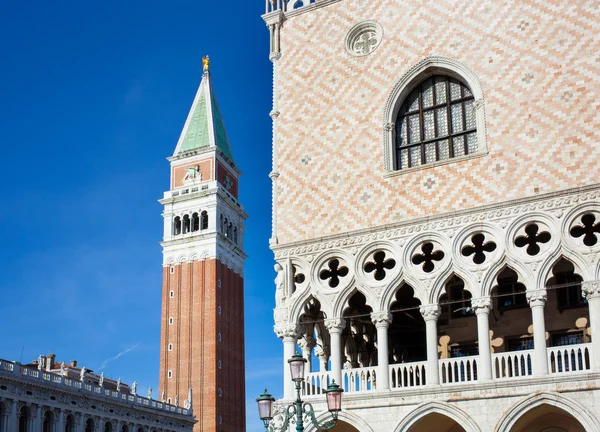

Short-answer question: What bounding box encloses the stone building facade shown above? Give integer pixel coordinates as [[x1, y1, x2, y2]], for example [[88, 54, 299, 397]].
[[0, 356, 194, 432], [158, 59, 247, 432], [263, 0, 600, 431]]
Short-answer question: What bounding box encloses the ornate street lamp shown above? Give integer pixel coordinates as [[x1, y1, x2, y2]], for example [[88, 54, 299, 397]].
[[256, 353, 344, 431]]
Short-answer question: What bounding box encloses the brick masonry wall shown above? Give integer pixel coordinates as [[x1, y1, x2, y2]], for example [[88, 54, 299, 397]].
[[274, 0, 600, 245], [159, 259, 245, 432]]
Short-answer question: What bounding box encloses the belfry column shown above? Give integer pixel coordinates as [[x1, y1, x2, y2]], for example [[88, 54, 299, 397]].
[[325, 319, 345, 387], [371, 312, 392, 391], [276, 325, 298, 400], [420, 305, 441, 385], [528, 291, 549, 376], [583, 282, 600, 371], [472, 297, 493, 381]]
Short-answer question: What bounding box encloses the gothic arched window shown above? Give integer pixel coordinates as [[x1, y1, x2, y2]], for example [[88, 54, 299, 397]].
[[395, 75, 477, 170]]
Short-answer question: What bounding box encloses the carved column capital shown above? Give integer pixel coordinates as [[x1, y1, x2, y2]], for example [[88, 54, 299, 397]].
[[371, 312, 393, 327], [269, 170, 280, 180], [298, 336, 316, 351], [383, 122, 395, 132], [472, 297, 492, 314], [527, 290, 547, 307], [420, 304, 441, 321], [324, 318, 346, 334], [269, 52, 282, 62], [582, 281, 600, 300], [274, 324, 299, 341], [269, 110, 280, 119]]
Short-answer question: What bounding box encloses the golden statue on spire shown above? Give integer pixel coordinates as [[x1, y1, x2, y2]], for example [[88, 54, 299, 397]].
[[202, 55, 210, 72]]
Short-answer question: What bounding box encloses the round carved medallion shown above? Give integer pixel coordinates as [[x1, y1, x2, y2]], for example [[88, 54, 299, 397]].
[[345, 21, 383, 57]]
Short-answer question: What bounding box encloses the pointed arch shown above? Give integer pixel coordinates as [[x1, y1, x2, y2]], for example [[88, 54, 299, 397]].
[[494, 391, 600, 432], [481, 258, 533, 297], [383, 56, 488, 171], [380, 275, 427, 312], [289, 292, 333, 326], [393, 401, 481, 432], [430, 268, 479, 304], [333, 286, 378, 318], [537, 250, 590, 289], [306, 410, 375, 432]]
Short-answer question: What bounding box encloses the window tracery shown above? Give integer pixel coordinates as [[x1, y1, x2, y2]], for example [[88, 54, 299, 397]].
[[395, 75, 477, 170]]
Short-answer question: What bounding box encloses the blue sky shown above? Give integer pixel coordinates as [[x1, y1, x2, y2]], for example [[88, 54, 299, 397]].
[[0, 1, 280, 430]]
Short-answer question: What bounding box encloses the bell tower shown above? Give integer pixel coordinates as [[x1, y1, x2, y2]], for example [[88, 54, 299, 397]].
[[158, 56, 247, 432]]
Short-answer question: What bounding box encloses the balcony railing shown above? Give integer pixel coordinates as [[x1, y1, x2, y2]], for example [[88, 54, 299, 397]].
[[300, 343, 594, 397], [342, 366, 377, 393], [548, 343, 592, 374], [492, 350, 534, 379], [390, 361, 427, 389], [439, 355, 479, 384]]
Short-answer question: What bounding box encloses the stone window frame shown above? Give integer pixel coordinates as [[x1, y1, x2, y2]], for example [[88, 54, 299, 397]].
[[383, 57, 489, 174]]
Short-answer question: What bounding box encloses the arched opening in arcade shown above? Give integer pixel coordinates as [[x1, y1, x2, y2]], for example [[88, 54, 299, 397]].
[[65, 414, 76, 432], [342, 291, 377, 391], [508, 403, 586, 432], [389, 283, 426, 388], [42, 410, 55, 432], [438, 274, 478, 383], [329, 420, 360, 432], [85, 419, 95, 432], [407, 413, 466, 432], [18, 406, 31, 432]]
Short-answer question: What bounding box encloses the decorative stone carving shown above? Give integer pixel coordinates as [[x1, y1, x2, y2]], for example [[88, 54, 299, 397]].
[[274, 324, 299, 340], [472, 297, 492, 313], [419, 304, 441, 321], [582, 281, 600, 300], [371, 312, 393, 327], [526, 290, 547, 306], [345, 21, 383, 57], [324, 318, 346, 333]]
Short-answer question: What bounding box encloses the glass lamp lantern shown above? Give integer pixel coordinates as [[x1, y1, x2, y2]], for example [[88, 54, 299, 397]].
[[256, 389, 275, 424], [324, 381, 343, 419], [288, 353, 307, 382]]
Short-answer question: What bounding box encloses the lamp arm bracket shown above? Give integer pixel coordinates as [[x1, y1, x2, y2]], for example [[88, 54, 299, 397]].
[[302, 402, 338, 431], [266, 404, 295, 432]]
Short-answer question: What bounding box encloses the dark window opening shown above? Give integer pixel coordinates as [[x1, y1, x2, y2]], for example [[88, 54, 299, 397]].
[[495, 268, 527, 312], [191, 213, 200, 232], [395, 75, 477, 170], [173, 217, 182, 236]]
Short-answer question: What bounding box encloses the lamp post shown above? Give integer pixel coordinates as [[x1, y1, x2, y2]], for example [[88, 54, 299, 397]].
[[256, 353, 344, 431]]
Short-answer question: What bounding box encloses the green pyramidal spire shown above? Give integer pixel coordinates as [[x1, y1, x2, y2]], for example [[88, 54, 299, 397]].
[[174, 56, 235, 162]]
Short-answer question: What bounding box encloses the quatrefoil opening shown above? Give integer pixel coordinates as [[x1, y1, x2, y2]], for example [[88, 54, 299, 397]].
[[514, 223, 551, 256], [462, 233, 497, 264], [364, 251, 396, 281], [570, 213, 600, 247], [412, 242, 445, 273], [319, 259, 349, 288]]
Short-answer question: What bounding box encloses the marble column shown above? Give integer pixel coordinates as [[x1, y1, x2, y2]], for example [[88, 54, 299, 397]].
[[35, 405, 42, 432], [275, 324, 299, 400], [371, 312, 392, 391], [298, 335, 316, 372], [325, 318, 346, 387], [420, 304, 441, 385], [583, 282, 600, 371], [528, 291, 549, 376], [472, 297, 493, 381], [57, 410, 64, 432]]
